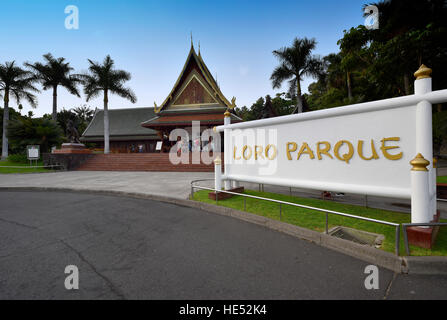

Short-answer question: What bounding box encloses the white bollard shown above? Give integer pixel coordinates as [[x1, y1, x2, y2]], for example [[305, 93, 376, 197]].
[[224, 110, 232, 190], [214, 156, 222, 192], [414, 65, 435, 222], [410, 153, 430, 224]]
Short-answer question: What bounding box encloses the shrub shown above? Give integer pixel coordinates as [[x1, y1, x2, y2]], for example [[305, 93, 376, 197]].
[[7, 153, 28, 163], [7, 117, 64, 154]]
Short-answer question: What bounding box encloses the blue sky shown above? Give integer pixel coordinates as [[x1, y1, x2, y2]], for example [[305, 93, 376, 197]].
[[0, 0, 367, 116]]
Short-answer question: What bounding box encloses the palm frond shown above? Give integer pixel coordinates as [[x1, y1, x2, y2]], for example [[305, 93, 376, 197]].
[[81, 55, 136, 104], [270, 63, 293, 89], [0, 61, 39, 107]]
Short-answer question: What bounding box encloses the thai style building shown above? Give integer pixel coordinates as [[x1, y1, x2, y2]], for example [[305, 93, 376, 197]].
[[80, 107, 159, 153], [81, 43, 241, 153]]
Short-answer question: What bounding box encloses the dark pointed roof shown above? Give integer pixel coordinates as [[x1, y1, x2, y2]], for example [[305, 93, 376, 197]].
[[154, 45, 234, 114]]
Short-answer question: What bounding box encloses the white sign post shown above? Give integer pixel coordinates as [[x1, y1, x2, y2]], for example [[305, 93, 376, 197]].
[[26, 145, 40, 167], [27, 145, 40, 159], [216, 65, 446, 224]]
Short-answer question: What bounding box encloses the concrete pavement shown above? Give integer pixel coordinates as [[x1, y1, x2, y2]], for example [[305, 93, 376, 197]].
[[0, 171, 445, 217], [0, 171, 214, 200], [1, 191, 446, 299]]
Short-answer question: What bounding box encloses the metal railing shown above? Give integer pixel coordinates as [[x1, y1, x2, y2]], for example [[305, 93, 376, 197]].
[[190, 179, 401, 256], [402, 222, 447, 255]]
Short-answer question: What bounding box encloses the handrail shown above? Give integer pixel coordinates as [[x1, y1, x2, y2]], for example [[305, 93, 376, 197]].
[[190, 180, 401, 256], [402, 222, 447, 255]]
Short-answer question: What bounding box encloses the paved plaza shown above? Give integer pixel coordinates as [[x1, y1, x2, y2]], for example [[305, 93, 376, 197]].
[[0, 171, 445, 217], [1, 191, 446, 299]]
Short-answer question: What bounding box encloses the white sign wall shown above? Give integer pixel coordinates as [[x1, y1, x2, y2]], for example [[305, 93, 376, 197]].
[[226, 104, 416, 199]]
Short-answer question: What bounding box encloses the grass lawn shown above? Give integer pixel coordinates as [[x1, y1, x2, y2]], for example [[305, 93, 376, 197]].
[[192, 189, 447, 256], [438, 176, 447, 184], [0, 160, 51, 174]]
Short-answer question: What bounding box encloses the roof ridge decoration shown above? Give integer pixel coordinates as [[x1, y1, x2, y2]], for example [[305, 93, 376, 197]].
[[154, 45, 236, 114]]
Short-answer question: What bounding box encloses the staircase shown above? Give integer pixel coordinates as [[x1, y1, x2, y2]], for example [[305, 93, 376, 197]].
[[77, 153, 220, 172]]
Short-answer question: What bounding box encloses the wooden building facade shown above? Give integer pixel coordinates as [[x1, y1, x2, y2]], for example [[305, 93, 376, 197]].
[[81, 44, 241, 153]]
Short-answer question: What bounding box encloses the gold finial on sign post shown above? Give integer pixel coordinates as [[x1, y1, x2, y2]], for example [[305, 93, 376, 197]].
[[410, 153, 430, 171], [214, 156, 222, 165], [414, 64, 432, 80]]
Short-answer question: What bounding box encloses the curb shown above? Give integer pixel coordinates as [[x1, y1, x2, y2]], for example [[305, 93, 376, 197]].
[[403, 256, 447, 275], [1, 186, 446, 275]]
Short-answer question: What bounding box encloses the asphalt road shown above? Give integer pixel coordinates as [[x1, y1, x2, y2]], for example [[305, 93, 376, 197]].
[[0, 191, 446, 300]]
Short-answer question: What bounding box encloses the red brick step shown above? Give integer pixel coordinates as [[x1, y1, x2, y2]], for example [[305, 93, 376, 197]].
[[77, 153, 222, 172]]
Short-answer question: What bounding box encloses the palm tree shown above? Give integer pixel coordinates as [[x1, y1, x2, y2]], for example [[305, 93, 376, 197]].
[[72, 105, 94, 136], [271, 37, 322, 113], [79, 55, 136, 154], [73, 105, 94, 123], [0, 61, 39, 160], [25, 53, 81, 121]]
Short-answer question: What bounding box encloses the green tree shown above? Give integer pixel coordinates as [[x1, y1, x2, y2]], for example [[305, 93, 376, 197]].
[[0, 61, 39, 160], [360, 0, 447, 95], [271, 93, 295, 116], [8, 117, 63, 154], [244, 97, 265, 121], [260, 95, 277, 119], [25, 53, 81, 121], [56, 108, 77, 137], [72, 105, 94, 134], [73, 105, 94, 123], [79, 55, 136, 154], [271, 37, 322, 113], [337, 26, 370, 99]]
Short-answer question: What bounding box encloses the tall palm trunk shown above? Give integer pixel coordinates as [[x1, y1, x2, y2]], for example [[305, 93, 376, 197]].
[[103, 89, 110, 154], [1, 91, 9, 160], [347, 71, 352, 101], [52, 85, 58, 121], [296, 78, 303, 113]]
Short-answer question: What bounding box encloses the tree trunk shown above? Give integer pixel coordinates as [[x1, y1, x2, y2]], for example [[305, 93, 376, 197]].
[[296, 78, 303, 113], [347, 71, 352, 101], [103, 90, 110, 154], [52, 86, 58, 121], [403, 74, 410, 95], [1, 91, 9, 160]]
